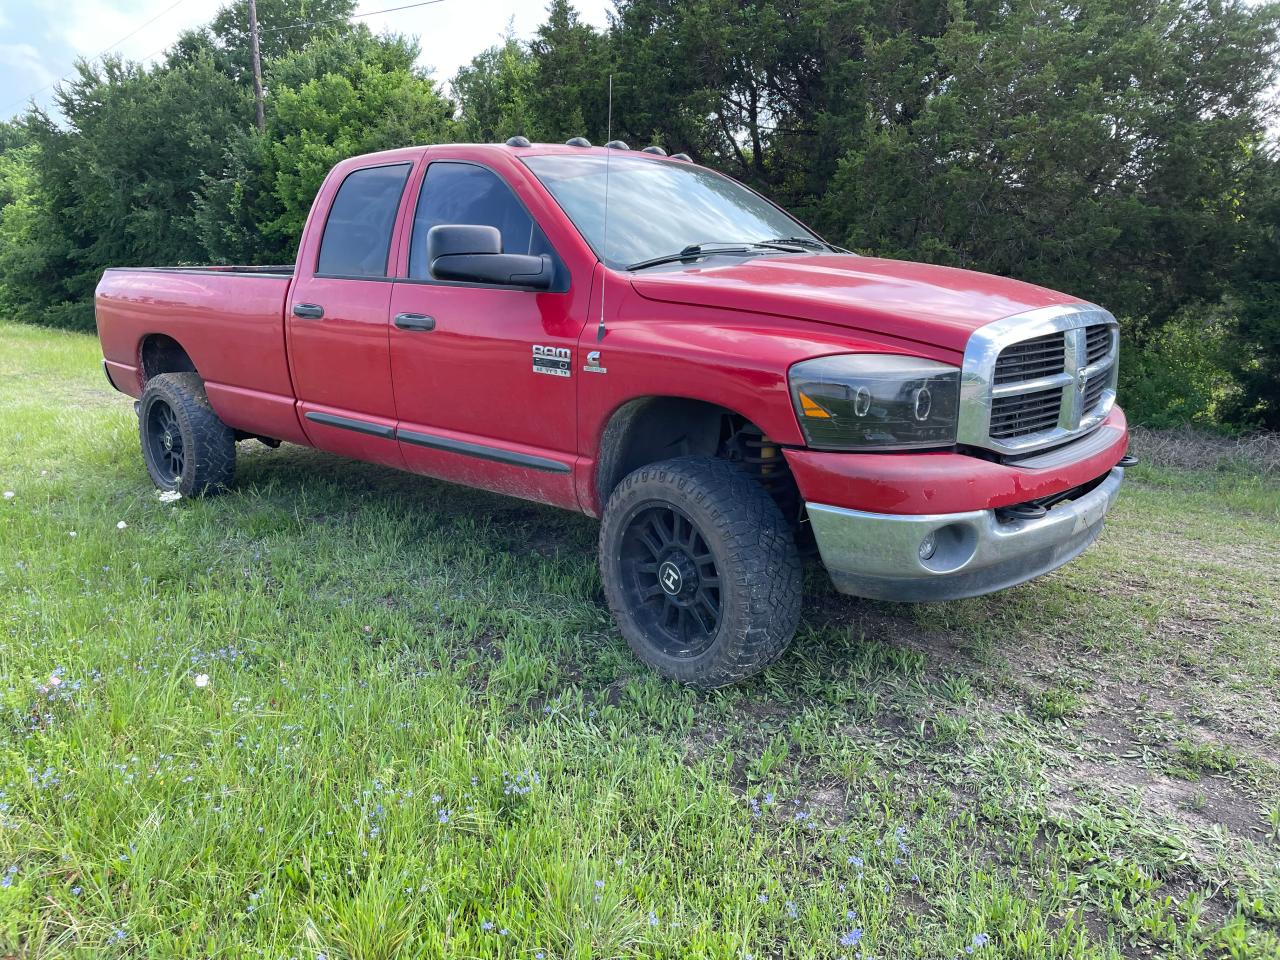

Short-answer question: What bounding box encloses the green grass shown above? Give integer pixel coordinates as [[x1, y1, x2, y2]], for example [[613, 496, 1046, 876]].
[[1, 320, 1279, 959]]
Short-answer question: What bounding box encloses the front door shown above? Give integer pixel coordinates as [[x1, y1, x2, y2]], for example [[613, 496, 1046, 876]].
[[287, 159, 413, 468], [388, 160, 584, 508]]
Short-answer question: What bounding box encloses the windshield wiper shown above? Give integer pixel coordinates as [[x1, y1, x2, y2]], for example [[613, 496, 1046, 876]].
[[626, 241, 807, 271], [762, 236, 843, 253]]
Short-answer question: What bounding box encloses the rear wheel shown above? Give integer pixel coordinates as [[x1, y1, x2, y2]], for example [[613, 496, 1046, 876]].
[[600, 457, 802, 687], [139, 373, 235, 496]]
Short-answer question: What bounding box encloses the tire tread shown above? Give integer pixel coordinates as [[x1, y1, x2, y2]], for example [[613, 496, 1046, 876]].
[[599, 457, 803, 687], [139, 372, 235, 496]]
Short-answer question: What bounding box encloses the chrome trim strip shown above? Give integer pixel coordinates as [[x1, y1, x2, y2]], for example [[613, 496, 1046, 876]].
[[958, 303, 1119, 455], [991, 371, 1073, 398]]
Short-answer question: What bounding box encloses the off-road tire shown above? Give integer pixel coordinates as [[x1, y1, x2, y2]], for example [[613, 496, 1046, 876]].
[[599, 457, 803, 687], [139, 372, 235, 496]]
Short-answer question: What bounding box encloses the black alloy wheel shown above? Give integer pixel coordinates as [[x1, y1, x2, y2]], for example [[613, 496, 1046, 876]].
[[138, 372, 236, 496], [618, 503, 722, 659], [599, 457, 803, 687], [144, 397, 186, 487]]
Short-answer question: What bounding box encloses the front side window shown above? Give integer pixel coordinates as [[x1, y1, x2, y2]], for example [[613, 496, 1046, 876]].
[[522, 154, 820, 269], [316, 163, 411, 277], [409, 162, 558, 280]]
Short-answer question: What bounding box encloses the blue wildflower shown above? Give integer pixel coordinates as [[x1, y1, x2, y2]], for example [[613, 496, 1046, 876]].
[[839, 928, 863, 948]]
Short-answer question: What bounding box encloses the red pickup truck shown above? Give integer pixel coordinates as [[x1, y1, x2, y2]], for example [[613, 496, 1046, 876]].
[[96, 139, 1130, 686]]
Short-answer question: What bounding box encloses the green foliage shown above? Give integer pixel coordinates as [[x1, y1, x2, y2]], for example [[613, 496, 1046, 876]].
[[193, 28, 453, 265], [240, 29, 453, 258], [822, 0, 1280, 328], [529, 0, 612, 143], [203, 0, 359, 81], [451, 33, 540, 143], [0, 143, 64, 326], [1224, 158, 1280, 428], [1118, 310, 1240, 428], [2, 54, 247, 329], [0, 0, 1278, 426]]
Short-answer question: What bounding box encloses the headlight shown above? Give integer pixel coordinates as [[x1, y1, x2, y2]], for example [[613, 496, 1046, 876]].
[[788, 354, 960, 450]]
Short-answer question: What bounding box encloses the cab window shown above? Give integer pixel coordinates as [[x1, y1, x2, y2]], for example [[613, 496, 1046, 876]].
[[408, 162, 560, 281], [316, 163, 411, 277]]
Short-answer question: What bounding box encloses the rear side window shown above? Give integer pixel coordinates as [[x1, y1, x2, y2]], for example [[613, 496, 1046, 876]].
[[409, 162, 558, 280], [317, 163, 411, 277]]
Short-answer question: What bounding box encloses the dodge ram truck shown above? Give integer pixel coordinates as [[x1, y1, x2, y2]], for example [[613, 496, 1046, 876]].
[[96, 138, 1132, 687]]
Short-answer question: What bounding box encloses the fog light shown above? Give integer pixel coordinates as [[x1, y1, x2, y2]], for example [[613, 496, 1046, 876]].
[[918, 533, 937, 561]]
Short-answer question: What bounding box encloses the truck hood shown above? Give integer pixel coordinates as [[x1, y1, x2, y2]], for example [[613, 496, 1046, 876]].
[[629, 254, 1087, 353]]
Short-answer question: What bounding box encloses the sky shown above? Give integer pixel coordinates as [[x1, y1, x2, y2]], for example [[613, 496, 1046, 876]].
[[0, 0, 615, 122]]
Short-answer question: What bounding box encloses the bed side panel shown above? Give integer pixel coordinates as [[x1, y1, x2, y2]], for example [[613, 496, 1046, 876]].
[[95, 269, 307, 444]]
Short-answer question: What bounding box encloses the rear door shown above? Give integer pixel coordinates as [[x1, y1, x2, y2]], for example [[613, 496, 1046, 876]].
[[287, 159, 414, 468], [387, 159, 585, 508]]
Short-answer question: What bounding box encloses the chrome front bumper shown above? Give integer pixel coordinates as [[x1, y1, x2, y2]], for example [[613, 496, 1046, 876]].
[[807, 467, 1124, 602]]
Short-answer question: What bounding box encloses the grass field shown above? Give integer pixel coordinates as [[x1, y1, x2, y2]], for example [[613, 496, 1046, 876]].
[[1, 320, 1278, 959]]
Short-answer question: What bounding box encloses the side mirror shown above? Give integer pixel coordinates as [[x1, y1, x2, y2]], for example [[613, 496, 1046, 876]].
[[427, 224, 554, 290]]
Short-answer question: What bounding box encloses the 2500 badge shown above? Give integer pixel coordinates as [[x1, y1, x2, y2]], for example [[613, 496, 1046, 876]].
[[532, 345, 572, 378]]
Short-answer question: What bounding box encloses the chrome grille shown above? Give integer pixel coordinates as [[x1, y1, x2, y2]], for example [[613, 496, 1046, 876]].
[[990, 385, 1065, 439], [1085, 325, 1111, 365], [958, 304, 1120, 455], [993, 333, 1066, 386], [1083, 370, 1108, 412]]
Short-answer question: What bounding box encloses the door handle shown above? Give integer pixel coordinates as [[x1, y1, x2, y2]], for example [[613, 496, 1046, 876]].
[[292, 303, 324, 320], [394, 313, 436, 331]]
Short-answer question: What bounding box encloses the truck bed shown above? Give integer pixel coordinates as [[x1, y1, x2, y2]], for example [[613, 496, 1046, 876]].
[[96, 265, 308, 445]]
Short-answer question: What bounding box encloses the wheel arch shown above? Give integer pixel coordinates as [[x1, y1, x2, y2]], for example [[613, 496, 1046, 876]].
[[138, 333, 198, 385], [592, 395, 798, 522]]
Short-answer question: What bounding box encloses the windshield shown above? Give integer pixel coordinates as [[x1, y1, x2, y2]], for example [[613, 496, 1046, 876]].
[[523, 154, 821, 269]]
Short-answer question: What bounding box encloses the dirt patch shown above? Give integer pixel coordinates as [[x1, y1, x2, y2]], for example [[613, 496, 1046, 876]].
[[804, 588, 986, 673], [1158, 780, 1266, 838], [1082, 710, 1145, 755], [1050, 755, 1265, 852]]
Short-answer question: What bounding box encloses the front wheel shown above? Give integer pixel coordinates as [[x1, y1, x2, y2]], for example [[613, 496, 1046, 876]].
[[139, 372, 236, 496], [599, 457, 803, 687]]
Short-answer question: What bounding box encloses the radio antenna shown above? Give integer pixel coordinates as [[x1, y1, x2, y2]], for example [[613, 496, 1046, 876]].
[[597, 74, 613, 343]]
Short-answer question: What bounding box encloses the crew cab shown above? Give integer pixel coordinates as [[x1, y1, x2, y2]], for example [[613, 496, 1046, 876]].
[[96, 139, 1131, 687]]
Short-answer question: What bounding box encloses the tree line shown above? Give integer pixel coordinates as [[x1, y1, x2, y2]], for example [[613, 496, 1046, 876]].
[[1, 0, 1277, 427]]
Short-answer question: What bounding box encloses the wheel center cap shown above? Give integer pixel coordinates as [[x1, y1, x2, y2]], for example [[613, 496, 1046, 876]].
[[162, 432, 173, 451], [658, 560, 683, 596]]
